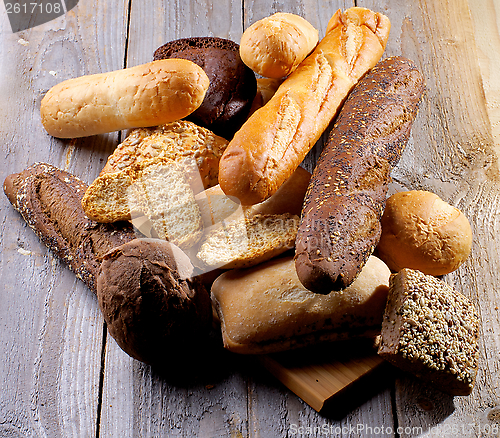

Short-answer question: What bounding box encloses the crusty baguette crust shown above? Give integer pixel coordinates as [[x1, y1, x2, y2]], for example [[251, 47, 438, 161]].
[[295, 57, 425, 293], [3, 163, 136, 293], [41, 59, 209, 138], [218, 7, 390, 205]]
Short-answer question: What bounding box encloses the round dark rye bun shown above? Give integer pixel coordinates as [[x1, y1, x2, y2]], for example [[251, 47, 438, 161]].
[[97, 238, 212, 365], [294, 56, 425, 293], [154, 37, 257, 139]]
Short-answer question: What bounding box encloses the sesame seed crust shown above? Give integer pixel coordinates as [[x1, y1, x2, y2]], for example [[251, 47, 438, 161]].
[[378, 268, 480, 396], [3, 163, 137, 294], [295, 56, 425, 294]]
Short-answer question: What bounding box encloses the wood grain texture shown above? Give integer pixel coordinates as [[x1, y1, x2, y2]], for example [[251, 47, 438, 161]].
[[0, 1, 128, 437], [1, 0, 500, 437]]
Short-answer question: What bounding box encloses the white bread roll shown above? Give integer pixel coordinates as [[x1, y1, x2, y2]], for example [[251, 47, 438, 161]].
[[240, 12, 319, 79], [376, 190, 473, 276], [211, 255, 391, 354], [41, 59, 209, 138]]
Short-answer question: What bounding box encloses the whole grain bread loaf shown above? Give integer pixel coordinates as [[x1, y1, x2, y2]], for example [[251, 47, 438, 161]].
[[82, 157, 203, 250], [377, 269, 480, 396], [100, 120, 229, 190]]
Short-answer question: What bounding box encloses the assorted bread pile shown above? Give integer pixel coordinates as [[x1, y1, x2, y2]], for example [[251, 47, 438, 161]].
[[5, 7, 480, 396]]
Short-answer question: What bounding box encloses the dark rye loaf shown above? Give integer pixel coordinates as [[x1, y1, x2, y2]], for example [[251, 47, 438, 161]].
[[154, 37, 257, 139], [3, 163, 136, 294], [295, 56, 425, 293]]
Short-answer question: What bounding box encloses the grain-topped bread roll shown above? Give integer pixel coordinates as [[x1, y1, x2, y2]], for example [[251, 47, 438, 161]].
[[41, 59, 209, 138], [100, 120, 229, 190], [378, 269, 480, 396], [376, 191, 473, 276], [219, 7, 391, 205], [240, 12, 319, 79], [211, 255, 391, 354]]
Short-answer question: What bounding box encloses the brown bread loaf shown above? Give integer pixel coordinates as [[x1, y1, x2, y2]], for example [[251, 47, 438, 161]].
[[218, 7, 391, 205], [3, 163, 136, 293], [377, 269, 479, 396], [295, 57, 425, 293], [154, 37, 257, 139]]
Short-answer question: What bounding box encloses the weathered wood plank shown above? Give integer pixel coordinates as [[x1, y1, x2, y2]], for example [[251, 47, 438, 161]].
[[0, 1, 129, 437], [469, 0, 500, 157]]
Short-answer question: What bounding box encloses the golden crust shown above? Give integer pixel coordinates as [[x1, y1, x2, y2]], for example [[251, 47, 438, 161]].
[[240, 12, 319, 79], [100, 120, 229, 189], [219, 7, 391, 205], [41, 59, 209, 138], [376, 191, 473, 276]]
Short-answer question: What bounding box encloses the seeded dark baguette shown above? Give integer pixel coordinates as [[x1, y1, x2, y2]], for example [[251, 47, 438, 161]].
[[3, 163, 136, 293], [295, 56, 425, 293]]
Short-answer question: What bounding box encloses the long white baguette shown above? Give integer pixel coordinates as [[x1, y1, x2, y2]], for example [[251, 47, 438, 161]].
[[218, 7, 390, 205], [41, 59, 209, 138]]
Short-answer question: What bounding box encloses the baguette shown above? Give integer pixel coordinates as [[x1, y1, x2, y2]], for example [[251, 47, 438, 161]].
[[41, 59, 209, 138], [295, 57, 425, 293], [211, 255, 391, 354], [3, 163, 136, 294], [218, 7, 390, 205]]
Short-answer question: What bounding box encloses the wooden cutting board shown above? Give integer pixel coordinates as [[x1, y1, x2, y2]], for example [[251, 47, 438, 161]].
[[259, 339, 390, 414]]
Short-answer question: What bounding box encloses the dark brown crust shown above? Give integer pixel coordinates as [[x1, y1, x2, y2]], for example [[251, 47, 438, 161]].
[[3, 163, 136, 293], [295, 56, 425, 293], [97, 238, 212, 365], [154, 37, 257, 139]]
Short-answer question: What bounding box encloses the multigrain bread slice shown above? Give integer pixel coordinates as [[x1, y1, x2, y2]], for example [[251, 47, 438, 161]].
[[82, 157, 203, 250], [377, 269, 480, 396], [100, 120, 229, 190], [196, 213, 299, 269]]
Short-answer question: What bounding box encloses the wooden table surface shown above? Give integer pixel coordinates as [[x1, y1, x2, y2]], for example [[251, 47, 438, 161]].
[[1, 0, 500, 437]]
